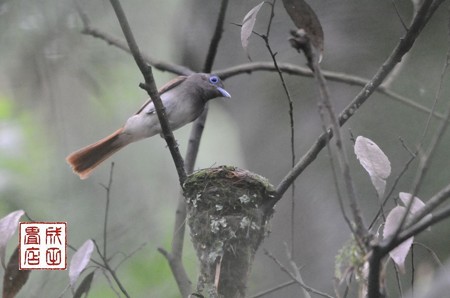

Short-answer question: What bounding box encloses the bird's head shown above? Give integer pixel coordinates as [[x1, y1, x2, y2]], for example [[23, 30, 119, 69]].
[[189, 73, 231, 101]]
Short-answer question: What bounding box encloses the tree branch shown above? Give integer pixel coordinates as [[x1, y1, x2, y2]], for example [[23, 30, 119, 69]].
[[74, 0, 193, 76], [109, 0, 187, 185], [74, 3, 443, 123], [308, 45, 368, 244], [75, 0, 445, 125], [275, 0, 442, 203], [93, 240, 130, 297], [405, 182, 450, 232], [390, 203, 450, 254], [264, 250, 334, 298], [215, 62, 446, 121], [258, 0, 298, 258], [389, 8, 450, 244], [159, 1, 230, 297], [203, 0, 229, 73]]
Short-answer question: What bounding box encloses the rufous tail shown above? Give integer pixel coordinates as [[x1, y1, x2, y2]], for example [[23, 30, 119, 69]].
[[66, 128, 128, 179]]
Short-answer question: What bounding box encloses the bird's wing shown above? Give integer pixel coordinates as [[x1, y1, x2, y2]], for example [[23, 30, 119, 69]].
[[134, 76, 188, 115]]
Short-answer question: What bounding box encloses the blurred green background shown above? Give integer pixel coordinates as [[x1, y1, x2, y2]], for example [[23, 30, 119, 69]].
[[0, 0, 449, 297]]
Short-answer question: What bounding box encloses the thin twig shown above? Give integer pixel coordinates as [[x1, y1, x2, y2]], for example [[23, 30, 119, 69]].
[[258, 0, 297, 255], [383, 202, 450, 254], [318, 103, 355, 235], [249, 280, 296, 298], [404, 182, 450, 231], [284, 243, 311, 298], [100, 268, 122, 298], [309, 47, 368, 245], [114, 241, 149, 270], [411, 245, 415, 298], [390, 40, 450, 244], [264, 250, 334, 298], [368, 139, 417, 230], [74, 0, 193, 76], [93, 240, 130, 298], [99, 162, 115, 259], [365, 2, 444, 297], [412, 242, 443, 266], [370, 54, 450, 231], [417, 32, 450, 146], [390, 0, 408, 31], [393, 263, 403, 297], [109, 0, 187, 186], [371, 174, 450, 298], [275, 0, 442, 205]]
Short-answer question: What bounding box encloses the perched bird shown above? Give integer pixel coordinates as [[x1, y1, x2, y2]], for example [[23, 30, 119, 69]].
[[66, 73, 231, 179]]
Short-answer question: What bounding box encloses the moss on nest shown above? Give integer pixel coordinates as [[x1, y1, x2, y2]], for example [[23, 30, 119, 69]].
[[184, 166, 276, 297]]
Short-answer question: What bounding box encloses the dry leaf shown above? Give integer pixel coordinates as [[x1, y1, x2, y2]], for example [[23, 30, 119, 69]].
[[73, 271, 95, 298], [355, 136, 391, 197], [0, 210, 25, 269], [69, 239, 94, 288], [399, 192, 432, 229], [282, 0, 324, 53], [2, 246, 31, 298], [241, 2, 265, 60], [383, 206, 413, 273]]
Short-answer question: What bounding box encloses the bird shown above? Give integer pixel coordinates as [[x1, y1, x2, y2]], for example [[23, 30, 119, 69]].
[[66, 73, 231, 179]]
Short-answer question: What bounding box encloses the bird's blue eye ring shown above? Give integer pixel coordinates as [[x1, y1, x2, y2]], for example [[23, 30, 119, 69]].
[[209, 75, 219, 84]]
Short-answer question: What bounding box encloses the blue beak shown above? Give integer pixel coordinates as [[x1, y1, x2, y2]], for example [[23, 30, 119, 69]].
[[217, 87, 231, 98]]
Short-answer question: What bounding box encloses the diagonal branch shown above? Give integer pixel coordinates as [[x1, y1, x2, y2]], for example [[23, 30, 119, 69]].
[[274, 0, 443, 203], [264, 250, 334, 298], [109, 0, 187, 185], [74, 0, 193, 76]]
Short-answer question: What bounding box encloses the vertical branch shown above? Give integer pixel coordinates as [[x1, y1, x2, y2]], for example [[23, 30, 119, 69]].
[[261, 0, 298, 256], [100, 162, 115, 259], [289, 26, 368, 245], [203, 0, 230, 73], [318, 107, 355, 235], [160, 1, 230, 297], [311, 57, 368, 245], [185, 0, 230, 173]]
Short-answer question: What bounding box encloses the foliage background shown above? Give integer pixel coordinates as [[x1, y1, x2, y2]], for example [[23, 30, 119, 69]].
[[0, 0, 449, 297]]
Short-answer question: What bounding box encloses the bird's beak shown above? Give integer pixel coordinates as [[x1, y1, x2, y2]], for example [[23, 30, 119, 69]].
[[217, 87, 231, 98]]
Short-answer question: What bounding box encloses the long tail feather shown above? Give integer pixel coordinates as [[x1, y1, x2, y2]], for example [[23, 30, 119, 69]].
[[66, 128, 128, 179]]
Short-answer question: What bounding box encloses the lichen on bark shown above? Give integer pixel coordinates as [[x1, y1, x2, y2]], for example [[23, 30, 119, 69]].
[[184, 166, 276, 298]]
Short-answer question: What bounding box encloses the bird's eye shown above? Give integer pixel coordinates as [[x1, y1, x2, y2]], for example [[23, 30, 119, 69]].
[[209, 75, 219, 84]]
